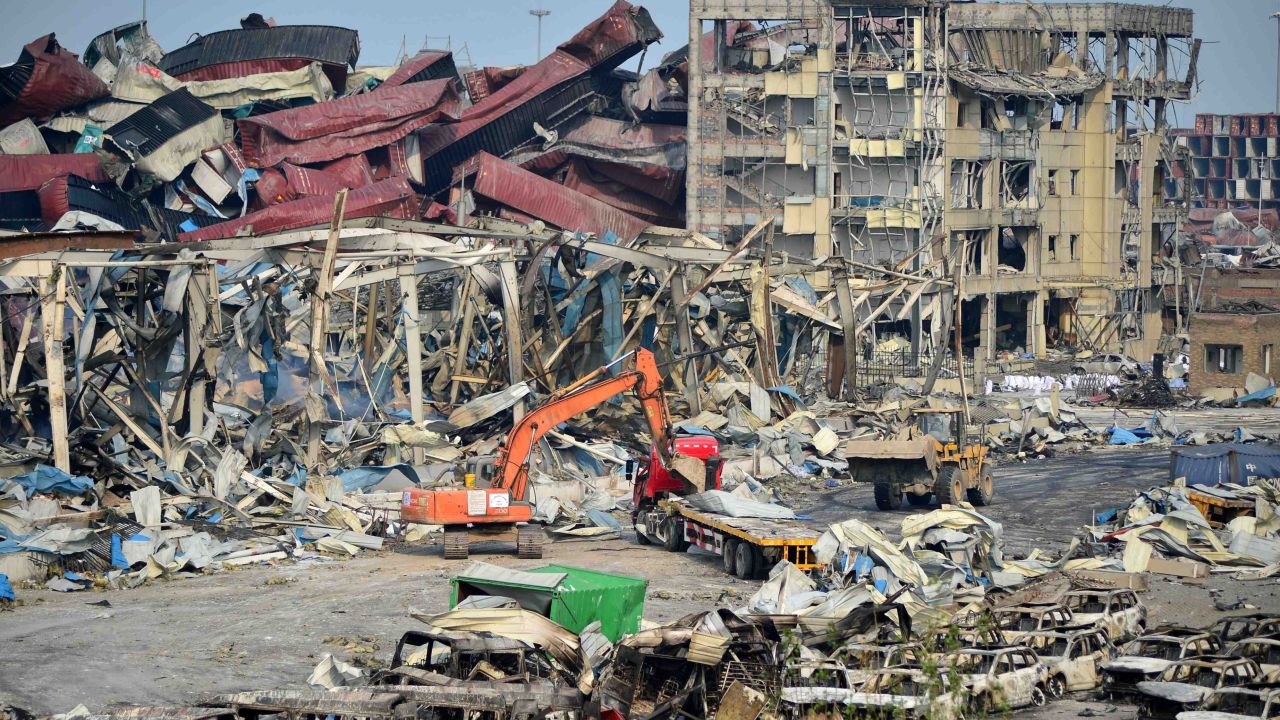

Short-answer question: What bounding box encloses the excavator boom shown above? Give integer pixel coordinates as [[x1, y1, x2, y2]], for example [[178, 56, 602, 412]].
[[494, 348, 671, 503], [401, 349, 675, 560]]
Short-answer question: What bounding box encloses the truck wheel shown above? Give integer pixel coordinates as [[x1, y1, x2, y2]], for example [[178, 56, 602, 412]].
[[906, 492, 932, 506], [661, 517, 688, 552], [934, 466, 964, 505], [734, 541, 756, 580], [633, 511, 652, 545], [722, 538, 739, 575], [873, 479, 902, 510], [968, 465, 995, 506]]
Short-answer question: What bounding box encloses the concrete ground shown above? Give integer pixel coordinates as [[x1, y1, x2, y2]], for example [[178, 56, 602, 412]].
[[2, 444, 1278, 716]]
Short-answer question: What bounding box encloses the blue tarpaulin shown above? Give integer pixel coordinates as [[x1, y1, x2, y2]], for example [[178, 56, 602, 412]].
[[1236, 385, 1277, 406], [335, 464, 421, 493], [0, 573, 13, 602], [5, 465, 93, 495]]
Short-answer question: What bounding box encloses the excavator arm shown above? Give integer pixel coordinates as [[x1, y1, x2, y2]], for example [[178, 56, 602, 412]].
[[494, 349, 672, 503]]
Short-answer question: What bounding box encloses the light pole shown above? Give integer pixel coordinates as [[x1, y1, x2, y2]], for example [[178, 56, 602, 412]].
[[531, 9, 551, 63], [1273, 13, 1280, 114]]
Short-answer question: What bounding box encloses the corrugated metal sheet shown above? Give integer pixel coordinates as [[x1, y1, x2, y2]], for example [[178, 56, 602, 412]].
[[381, 51, 458, 88], [507, 115, 686, 204], [159, 25, 359, 79], [37, 174, 147, 227], [468, 152, 649, 241], [0, 34, 109, 125], [418, 60, 593, 193], [255, 155, 374, 206], [179, 177, 418, 242], [562, 160, 681, 226], [107, 88, 219, 158], [462, 66, 527, 103], [0, 155, 109, 193], [0, 191, 44, 231], [417, 1, 659, 195], [238, 79, 460, 167], [558, 1, 660, 69]]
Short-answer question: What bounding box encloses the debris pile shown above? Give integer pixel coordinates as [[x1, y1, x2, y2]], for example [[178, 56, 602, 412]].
[[1086, 478, 1280, 579]]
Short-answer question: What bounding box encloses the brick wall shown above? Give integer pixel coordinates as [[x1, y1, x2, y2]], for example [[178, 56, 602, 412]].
[[1188, 312, 1280, 391]]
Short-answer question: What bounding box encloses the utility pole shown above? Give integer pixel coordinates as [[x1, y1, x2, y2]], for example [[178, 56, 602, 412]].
[[530, 9, 551, 63], [1274, 13, 1280, 114]]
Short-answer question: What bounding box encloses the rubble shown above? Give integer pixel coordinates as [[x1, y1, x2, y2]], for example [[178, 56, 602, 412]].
[[0, 2, 1278, 718]]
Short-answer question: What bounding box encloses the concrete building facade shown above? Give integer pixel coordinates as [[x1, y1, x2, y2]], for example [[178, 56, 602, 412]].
[[686, 1, 1197, 373]]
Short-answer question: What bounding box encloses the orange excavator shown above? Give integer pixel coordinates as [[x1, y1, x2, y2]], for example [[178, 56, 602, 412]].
[[401, 348, 721, 559]]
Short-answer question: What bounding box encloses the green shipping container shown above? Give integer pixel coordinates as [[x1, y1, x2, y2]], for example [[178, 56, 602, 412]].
[[450, 563, 647, 642]]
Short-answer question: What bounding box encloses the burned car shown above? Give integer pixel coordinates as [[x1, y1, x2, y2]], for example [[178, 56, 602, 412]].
[[1213, 614, 1280, 644], [1021, 625, 1115, 697], [1101, 630, 1223, 696], [1062, 588, 1146, 642], [1228, 637, 1280, 676], [1177, 686, 1280, 720], [1136, 656, 1263, 719], [378, 629, 561, 685], [943, 646, 1051, 711], [992, 603, 1076, 643], [781, 668, 963, 720]]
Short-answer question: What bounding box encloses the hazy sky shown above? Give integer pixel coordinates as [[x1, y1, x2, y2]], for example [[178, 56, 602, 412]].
[[3, 0, 1277, 122]]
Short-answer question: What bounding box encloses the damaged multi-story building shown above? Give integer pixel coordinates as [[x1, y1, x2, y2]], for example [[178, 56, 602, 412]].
[[685, 0, 1198, 378]]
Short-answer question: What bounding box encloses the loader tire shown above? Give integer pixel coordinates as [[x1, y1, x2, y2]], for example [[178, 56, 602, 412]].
[[516, 525, 544, 559], [968, 464, 995, 506], [934, 466, 964, 505], [873, 478, 902, 510], [443, 528, 469, 560]]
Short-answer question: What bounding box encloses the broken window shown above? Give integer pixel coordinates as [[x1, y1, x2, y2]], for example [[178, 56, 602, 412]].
[[1047, 169, 1058, 196], [1206, 344, 1243, 374], [1072, 101, 1081, 130], [1047, 234, 1058, 261], [956, 102, 967, 128], [950, 159, 986, 209], [1070, 169, 1080, 196], [997, 227, 1028, 272], [1050, 103, 1065, 130], [1069, 234, 1080, 260], [1001, 161, 1034, 207]]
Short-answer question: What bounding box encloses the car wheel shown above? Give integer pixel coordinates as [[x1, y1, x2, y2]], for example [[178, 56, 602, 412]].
[[1047, 676, 1066, 698], [1031, 686, 1047, 707]]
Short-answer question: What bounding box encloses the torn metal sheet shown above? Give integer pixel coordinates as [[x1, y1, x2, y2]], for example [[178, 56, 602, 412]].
[[111, 60, 335, 109], [159, 24, 360, 89], [107, 89, 224, 182], [468, 152, 651, 241], [0, 34, 110, 125], [417, 1, 660, 193], [178, 177, 418, 242], [238, 79, 461, 167], [380, 51, 459, 88]]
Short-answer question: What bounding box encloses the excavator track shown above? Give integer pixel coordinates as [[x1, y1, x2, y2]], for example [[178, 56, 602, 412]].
[[443, 528, 469, 559], [516, 525, 544, 559]]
